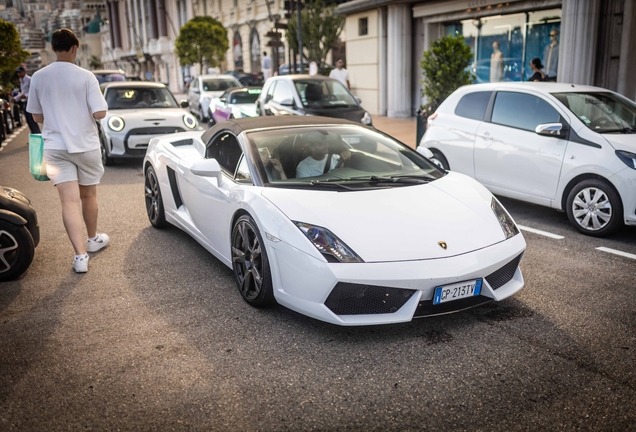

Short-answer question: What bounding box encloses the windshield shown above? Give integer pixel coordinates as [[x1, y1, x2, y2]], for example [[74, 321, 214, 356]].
[[94, 73, 126, 84], [294, 80, 358, 109], [227, 90, 261, 104], [202, 79, 239, 92], [247, 126, 444, 189], [105, 87, 179, 109], [552, 92, 636, 133]]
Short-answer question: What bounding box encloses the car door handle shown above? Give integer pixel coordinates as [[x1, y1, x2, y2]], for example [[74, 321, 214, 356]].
[[479, 133, 493, 141]]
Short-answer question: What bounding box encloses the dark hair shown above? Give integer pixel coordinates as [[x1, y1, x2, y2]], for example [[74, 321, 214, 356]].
[[263, 51, 267, 56], [531, 57, 544, 69], [51, 28, 80, 52]]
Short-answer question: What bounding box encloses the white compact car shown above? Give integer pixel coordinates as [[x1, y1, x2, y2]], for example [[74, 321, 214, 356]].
[[100, 82, 198, 165], [187, 74, 242, 122], [419, 83, 636, 236], [143, 117, 526, 326]]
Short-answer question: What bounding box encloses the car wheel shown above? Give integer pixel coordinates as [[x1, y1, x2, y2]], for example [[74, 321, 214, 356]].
[[566, 178, 623, 237], [430, 149, 450, 170], [231, 214, 275, 307], [0, 220, 35, 282], [5, 113, 14, 134], [100, 137, 114, 166], [144, 165, 168, 229]]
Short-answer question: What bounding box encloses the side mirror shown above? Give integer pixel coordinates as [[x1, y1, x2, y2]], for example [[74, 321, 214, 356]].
[[219, 98, 227, 104], [355, 96, 362, 104], [535, 123, 563, 137], [180, 100, 189, 108], [280, 98, 294, 107], [190, 158, 222, 181], [416, 146, 434, 159]]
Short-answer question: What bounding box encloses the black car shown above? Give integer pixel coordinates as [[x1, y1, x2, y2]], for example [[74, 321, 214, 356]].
[[0, 185, 39, 281], [256, 75, 372, 126], [223, 70, 264, 87]]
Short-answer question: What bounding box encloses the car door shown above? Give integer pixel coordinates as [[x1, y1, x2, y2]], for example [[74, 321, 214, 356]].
[[263, 80, 297, 116], [177, 131, 245, 261], [474, 90, 568, 204], [188, 78, 200, 115]]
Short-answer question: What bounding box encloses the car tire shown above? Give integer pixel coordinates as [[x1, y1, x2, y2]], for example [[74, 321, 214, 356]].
[[144, 165, 168, 229], [430, 149, 450, 171], [0, 220, 35, 282], [5, 112, 14, 134], [231, 214, 275, 308], [566, 178, 623, 237]]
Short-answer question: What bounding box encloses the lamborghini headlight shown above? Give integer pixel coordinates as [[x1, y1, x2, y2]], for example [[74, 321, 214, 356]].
[[491, 197, 519, 239], [294, 222, 363, 263], [183, 113, 198, 129], [108, 115, 125, 132]]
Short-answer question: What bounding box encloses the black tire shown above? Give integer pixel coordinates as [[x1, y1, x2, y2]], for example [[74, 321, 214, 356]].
[[231, 215, 275, 307], [430, 149, 450, 171], [100, 137, 114, 166], [144, 165, 168, 228], [4, 112, 14, 134], [0, 220, 35, 282], [566, 178, 623, 237]]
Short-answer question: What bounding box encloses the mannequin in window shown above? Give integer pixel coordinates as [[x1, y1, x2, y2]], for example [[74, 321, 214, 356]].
[[543, 30, 559, 82], [527, 58, 545, 82], [489, 41, 504, 82]]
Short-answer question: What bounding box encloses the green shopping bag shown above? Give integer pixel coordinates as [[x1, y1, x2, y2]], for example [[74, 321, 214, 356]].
[[28, 134, 49, 181]]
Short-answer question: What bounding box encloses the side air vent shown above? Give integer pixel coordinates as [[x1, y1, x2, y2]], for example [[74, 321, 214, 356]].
[[485, 253, 523, 290], [166, 166, 183, 208], [171, 139, 193, 147]]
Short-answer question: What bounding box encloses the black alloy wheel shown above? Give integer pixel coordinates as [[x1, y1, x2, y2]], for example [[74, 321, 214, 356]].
[[144, 165, 167, 228], [4, 112, 14, 134], [566, 178, 623, 237], [231, 215, 275, 307], [0, 220, 35, 282]]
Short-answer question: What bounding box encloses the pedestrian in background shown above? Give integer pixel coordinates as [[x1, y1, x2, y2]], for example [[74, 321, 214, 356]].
[[262, 51, 272, 80], [329, 59, 350, 89], [528, 58, 545, 82], [26, 28, 110, 273], [15, 66, 40, 134]]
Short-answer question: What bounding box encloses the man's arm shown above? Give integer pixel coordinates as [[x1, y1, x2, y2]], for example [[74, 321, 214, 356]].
[[33, 114, 44, 123], [93, 111, 107, 120]]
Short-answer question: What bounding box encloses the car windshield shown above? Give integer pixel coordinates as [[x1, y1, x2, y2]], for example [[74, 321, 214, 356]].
[[106, 87, 179, 109], [294, 80, 358, 108], [247, 126, 444, 189], [94, 73, 126, 84], [202, 79, 239, 92], [228, 90, 261, 104], [552, 92, 636, 133]]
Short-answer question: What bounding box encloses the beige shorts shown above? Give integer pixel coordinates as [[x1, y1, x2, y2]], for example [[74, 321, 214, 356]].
[[44, 149, 104, 186]]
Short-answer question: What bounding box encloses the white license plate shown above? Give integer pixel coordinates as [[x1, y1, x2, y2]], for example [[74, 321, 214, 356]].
[[433, 279, 482, 305]]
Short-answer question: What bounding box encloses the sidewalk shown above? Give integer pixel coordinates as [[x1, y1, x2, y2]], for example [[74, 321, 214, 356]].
[[371, 115, 418, 148]]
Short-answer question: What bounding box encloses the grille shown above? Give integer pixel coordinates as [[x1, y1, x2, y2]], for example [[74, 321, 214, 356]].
[[413, 296, 492, 318], [485, 253, 523, 290], [324, 283, 415, 315], [127, 127, 185, 136]]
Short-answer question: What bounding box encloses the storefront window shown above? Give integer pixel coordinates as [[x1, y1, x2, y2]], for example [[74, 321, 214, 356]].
[[445, 9, 561, 83]]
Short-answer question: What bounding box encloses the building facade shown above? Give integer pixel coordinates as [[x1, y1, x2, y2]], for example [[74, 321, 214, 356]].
[[337, 0, 636, 117]]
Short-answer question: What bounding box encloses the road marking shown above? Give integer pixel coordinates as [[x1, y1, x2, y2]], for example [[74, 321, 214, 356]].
[[0, 125, 27, 151], [596, 247, 636, 260], [517, 225, 565, 239]]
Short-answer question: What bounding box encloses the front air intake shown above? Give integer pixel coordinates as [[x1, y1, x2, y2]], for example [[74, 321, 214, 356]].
[[485, 253, 523, 290], [324, 283, 415, 315]]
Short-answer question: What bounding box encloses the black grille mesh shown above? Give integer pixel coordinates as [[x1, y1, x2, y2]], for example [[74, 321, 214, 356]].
[[324, 283, 415, 315], [485, 253, 523, 290]]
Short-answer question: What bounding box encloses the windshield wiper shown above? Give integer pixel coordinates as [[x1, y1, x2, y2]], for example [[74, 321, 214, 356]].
[[349, 175, 432, 184], [309, 180, 356, 190]]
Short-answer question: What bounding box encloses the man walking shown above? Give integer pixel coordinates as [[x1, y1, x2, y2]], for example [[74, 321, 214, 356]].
[[261, 51, 272, 80], [16, 66, 40, 133], [27, 28, 110, 273], [329, 59, 350, 89]]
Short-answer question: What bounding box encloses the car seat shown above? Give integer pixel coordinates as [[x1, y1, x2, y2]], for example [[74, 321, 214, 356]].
[[304, 83, 322, 103]]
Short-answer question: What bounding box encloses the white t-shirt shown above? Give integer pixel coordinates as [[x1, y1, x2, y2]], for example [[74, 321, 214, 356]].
[[329, 68, 349, 87], [296, 154, 339, 178], [27, 62, 108, 153]]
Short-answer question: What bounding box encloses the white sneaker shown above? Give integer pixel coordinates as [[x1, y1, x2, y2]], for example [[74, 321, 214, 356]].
[[73, 254, 89, 273], [86, 233, 110, 253]]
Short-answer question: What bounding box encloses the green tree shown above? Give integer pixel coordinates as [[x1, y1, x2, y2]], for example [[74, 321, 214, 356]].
[[286, 0, 344, 70], [89, 55, 103, 70], [0, 19, 30, 88], [175, 16, 228, 73], [420, 34, 474, 114]]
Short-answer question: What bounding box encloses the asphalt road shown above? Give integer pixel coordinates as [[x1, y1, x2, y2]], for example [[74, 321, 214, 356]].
[[1, 126, 635, 431]]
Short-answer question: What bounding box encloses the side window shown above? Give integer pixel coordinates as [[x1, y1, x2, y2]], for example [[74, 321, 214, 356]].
[[272, 81, 294, 104], [190, 79, 198, 93], [206, 133, 243, 175], [491, 92, 560, 131], [265, 81, 276, 103], [234, 155, 252, 183], [454, 91, 492, 121]]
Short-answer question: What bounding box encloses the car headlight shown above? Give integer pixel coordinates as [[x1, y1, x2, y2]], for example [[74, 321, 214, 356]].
[[183, 113, 198, 129], [361, 111, 372, 125], [294, 222, 363, 263], [616, 150, 636, 169], [107, 115, 125, 132], [491, 197, 519, 239]]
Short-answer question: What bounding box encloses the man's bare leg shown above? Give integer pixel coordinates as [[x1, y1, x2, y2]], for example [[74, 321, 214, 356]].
[[79, 184, 98, 239], [56, 181, 87, 255]]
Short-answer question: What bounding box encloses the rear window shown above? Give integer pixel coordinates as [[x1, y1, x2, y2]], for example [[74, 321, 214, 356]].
[[454, 91, 491, 120]]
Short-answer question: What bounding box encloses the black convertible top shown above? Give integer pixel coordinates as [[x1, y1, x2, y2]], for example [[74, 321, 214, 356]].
[[200, 116, 360, 144]]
